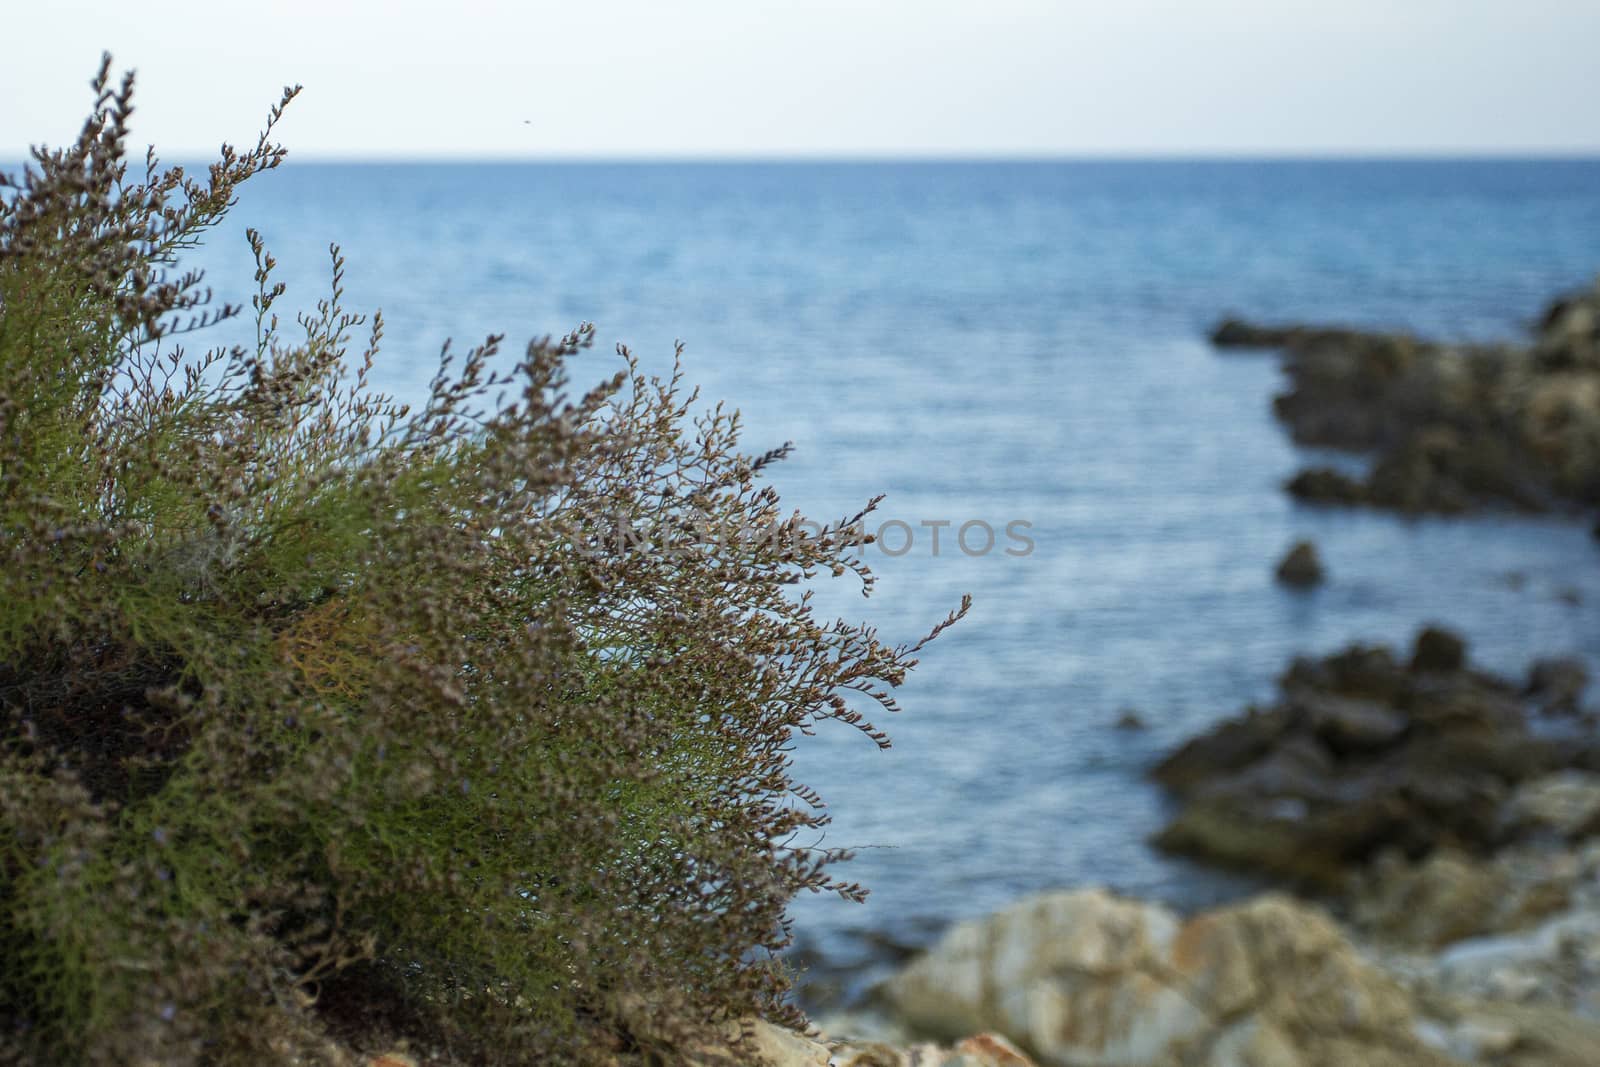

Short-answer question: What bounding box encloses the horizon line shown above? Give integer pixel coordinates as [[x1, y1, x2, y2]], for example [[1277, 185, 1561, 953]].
[[5, 149, 1600, 167]]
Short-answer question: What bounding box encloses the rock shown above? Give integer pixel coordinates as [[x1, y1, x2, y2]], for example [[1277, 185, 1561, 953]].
[[1275, 540, 1325, 587], [1113, 708, 1147, 731], [1287, 467, 1369, 506], [826, 1032, 1041, 1067], [1426, 910, 1600, 1016], [680, 1019, 833, 1067], [1411, 627, 1468, 674], [1347, 847, 1577, 949], [1150, 707, 1290, 792], [1434, 1002, 1600, 1067], [1211, 319, 1300, 347], [1502, 773, 1600, 843], [1299, 692, 1409, 754], [1152, 631, 1590, 886], [882, 889, 1455, 1067], [1285, 642, 1409, 704], [689, 1021, 1040, 1067], [1527, 658, 1591, 714], [1152, 794, 1368, 887], [1224, 285, 1600, 516]]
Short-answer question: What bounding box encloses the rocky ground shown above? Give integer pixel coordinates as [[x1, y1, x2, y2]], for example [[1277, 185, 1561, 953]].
[[1212, 279, 1600, 526]]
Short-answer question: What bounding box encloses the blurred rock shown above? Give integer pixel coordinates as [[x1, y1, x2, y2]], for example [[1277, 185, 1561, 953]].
[[1148, 629, 1596, 886], [1502, 773, 1600, 842], [882, 888, 1455, 1067], [1527, 658, 1591, 715], [1216, 278, 1600, 517], [1275, 539, 1325, 587], [1411, 626, 1468, 674]]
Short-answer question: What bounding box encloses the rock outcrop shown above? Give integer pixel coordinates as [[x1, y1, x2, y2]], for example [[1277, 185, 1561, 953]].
[[881, 887, 1457, 1067], [1149, 628, 1596, 886], [1275, 540, 1325, 587], [1214, 278, 1600, 517]]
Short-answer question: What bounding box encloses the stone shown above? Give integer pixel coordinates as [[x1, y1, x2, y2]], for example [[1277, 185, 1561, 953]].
[[1275, 540, 1325, 587], [1411, 627, 1467, 674], [1150, 708, 1290, 792], [1299, 692, 1409, 754], [1526, 658, 1590, 715], [883, 889, 1455, 1067], [1286, 467, 1368, 506], [1502, 772, 1600, 842]]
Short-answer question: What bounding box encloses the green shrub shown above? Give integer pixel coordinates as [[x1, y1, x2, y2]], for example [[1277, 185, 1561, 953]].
[[0, 57, 966, 1065]]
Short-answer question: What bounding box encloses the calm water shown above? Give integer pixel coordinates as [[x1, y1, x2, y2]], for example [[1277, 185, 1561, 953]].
[[179, 160, 1600, 983]]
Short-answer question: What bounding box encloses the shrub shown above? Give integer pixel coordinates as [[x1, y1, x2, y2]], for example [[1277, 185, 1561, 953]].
[[0, 57, 967, 1065]]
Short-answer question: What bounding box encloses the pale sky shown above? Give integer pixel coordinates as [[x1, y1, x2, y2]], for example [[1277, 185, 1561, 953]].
[[4, 0, 1598, 159]]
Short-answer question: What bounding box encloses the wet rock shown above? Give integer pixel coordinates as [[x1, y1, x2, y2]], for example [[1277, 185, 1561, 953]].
[[1527, 658, 1591, 715], [882, 888, 1455, 1067], [1152, 630, 1590, 885], [1285, 642, 1409, 703], [1411, 627, 1468, 674], [1275, 539, 1326, 587], [1221, 280, 1600, 516], [1150, 707, 1290, 792], [1287, 466, 1369, 506]]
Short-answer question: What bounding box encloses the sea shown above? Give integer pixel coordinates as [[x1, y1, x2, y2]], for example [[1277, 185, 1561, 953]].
[[167, 158, 1600, 991]]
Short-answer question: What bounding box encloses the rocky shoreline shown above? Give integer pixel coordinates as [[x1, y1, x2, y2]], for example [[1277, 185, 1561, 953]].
[[761, 280, 1600, 1067], [1213, 279, 1600, 526], [782, 629, 1599, 1067]]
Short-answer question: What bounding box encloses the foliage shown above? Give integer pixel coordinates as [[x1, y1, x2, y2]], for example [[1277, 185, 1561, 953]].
[[0, 57, 966, 1065]]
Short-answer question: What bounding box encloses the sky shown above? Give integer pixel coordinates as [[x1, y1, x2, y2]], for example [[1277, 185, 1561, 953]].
[[3, 0, 1598, 160]]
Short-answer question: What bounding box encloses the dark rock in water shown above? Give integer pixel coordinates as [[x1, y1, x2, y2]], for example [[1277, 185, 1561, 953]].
[[1527, 657, 1591, 715], [1151, 706, 1290, 791], [1113, 708, 1147, 731], [1210, 318, 1400, 353], [1286, 467, 1369, 506], [1211, 318, 1294, 347], [1284, 643, 1407, 704], [1150, 627, 1597, 888], [1411, 626, 1467, 674], [1274, 540, 1325, 587], [1219, 279, 1600, 517], [1535, 279, 1600, 371], [1297, 693, 1408, 755]]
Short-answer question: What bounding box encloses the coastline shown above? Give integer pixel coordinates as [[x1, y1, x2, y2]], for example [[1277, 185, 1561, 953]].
[[783, 278, 1600, 1067]]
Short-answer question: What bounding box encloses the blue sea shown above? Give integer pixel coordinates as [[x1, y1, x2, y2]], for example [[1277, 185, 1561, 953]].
[[178, 159, 1600, 988]]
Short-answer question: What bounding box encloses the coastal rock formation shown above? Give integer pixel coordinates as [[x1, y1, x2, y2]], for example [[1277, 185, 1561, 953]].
[[1214, 278, 1600, 516], [1526, 658, 1592, 715], [880, 887, 1456, 1067], [1148, 628, 1598, 886], [1275, 540, 1325, 586]]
